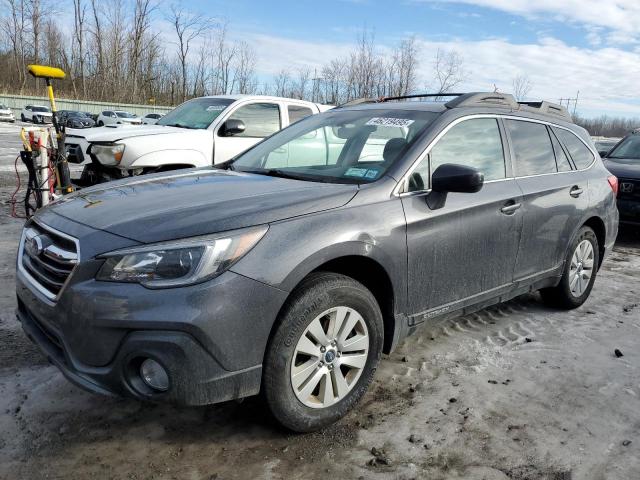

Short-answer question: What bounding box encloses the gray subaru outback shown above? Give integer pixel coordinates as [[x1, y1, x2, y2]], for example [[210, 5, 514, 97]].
[[16, 93, 618, 432]]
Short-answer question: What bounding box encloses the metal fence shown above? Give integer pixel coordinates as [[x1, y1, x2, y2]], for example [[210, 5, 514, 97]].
[[0, 94, 173, 117]]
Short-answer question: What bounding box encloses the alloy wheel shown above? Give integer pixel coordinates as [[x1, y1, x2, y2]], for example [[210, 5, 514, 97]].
[[290, 306, 369, 408], [569, 239, 594, 297]]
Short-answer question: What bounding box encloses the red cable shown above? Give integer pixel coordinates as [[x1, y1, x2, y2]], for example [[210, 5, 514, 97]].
[[10, 154, 27, 219]]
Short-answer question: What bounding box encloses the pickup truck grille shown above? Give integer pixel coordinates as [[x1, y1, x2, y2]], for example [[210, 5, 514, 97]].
[[19, 222, 79, 301]]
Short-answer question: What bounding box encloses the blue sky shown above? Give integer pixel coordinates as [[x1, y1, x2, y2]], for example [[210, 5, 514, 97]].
[[184, 0, 640, 117]]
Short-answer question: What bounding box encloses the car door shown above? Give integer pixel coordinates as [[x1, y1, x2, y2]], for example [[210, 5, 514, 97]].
[[505, 119, 588, 280], [214, 102, 282, 164], [401, 116, 523, 318]]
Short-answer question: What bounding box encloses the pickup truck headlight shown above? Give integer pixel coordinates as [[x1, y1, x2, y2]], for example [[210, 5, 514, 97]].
[[90, 143, 125, 165], [96, 226, 268, 288]]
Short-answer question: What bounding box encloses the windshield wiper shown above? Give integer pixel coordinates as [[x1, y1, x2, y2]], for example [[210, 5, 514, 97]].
[[163, 122, 194, 129], [240, 168, 311, 181]]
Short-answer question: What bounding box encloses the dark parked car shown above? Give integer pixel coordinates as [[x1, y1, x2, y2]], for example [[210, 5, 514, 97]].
[[58, 110, 96, 129], [16, 93, 618, 432], [602, 131, 640, 225], [594, 138, 620, 157]]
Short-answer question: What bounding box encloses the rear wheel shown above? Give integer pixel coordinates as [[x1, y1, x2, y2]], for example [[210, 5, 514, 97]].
[[263, 272, 383, 432], [541, 226, 599, 309]]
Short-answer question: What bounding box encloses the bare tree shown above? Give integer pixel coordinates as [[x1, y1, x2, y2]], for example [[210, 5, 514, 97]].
[[433, 48, 465, 95], [512, 74, 533, 101], [232, 40, 256, 94], [168, 4, 212, 101]]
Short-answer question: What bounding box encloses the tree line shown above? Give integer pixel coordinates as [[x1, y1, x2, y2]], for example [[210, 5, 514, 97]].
[[0, 0, 469, 106], [2, 0, 637, 136]]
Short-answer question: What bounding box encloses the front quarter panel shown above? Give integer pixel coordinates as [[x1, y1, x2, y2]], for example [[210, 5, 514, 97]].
[[230, 184, 408, 314]]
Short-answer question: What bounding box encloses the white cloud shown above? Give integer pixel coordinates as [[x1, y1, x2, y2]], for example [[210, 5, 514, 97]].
[[419, 0, 640, 33], [243, 32, 640, 116], [416, 0, 640, 47]]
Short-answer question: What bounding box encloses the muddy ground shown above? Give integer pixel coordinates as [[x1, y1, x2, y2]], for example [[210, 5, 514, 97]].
[[1, 122, 640, 479]]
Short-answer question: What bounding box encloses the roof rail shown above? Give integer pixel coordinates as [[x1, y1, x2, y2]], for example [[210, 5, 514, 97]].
[[336, 92, 464, 108], [517, 101, 572, 121], [381, 93, 465, 102], [444, 92, 520, 110]]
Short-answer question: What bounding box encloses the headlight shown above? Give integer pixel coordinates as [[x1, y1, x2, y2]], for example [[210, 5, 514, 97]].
[[90, 143, 125, 165], [96, 226, 268, 288]]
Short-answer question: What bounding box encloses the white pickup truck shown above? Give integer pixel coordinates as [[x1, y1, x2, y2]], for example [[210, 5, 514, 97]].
[[65, 95, 331, 185]]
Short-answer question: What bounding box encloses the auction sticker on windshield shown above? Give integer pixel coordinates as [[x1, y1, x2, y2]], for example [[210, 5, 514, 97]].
[[365, 117, 415, 128]]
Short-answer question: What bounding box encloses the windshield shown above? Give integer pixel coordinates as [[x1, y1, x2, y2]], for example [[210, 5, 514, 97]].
[[115, 111, 136, 118], [608, 135, 640, 160], [32, 106, 50, 113], [68, 111, 88, 117], [231, 108, 439, 184], [0, 105, 8, 110], [157, 97, 236, 129]]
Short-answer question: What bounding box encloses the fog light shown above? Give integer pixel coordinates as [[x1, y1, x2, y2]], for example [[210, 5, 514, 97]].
[[140, 358, 169, 391]]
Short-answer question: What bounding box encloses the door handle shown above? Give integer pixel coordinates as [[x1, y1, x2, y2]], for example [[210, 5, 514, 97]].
[[500, 201, 521, 215], [570, 186, 584, 198]]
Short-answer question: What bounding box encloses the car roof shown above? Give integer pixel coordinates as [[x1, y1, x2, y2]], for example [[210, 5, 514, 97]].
[[336, 92, 573, 124]]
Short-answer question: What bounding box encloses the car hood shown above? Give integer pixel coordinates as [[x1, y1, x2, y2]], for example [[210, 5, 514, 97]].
[[42, 169, 359, 244], [72, 124, 194, 143], [604, 158, 640, 178]]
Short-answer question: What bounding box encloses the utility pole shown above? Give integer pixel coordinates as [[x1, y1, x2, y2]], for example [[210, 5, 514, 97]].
[[558, 91, 579, 116]]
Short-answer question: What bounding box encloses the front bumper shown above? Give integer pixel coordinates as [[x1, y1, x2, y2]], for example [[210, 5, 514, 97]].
[[16, 216, 289, 405], [617, 198, 640, 225]]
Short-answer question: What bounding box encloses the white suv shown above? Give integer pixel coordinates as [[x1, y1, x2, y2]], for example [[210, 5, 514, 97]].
[[96, 110, 142, 126], [21, 105, 53, 124], [66, 95, 331, 185]]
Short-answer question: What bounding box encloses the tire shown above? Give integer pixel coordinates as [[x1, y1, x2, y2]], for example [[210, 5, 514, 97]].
[[21, 114, 26, 122], [263, 272, 383, 432], [32, 116, 38, 124], [541, 226, 599, 309], [98, 121, 104, 126]]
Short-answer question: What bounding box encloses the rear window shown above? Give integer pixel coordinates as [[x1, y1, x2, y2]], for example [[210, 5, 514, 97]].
[[506, 120, 557, 176], [554, 128, 595, 169]]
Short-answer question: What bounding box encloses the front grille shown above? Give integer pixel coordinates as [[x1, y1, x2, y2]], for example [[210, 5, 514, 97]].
[[19, 222, 79, 301], [618, 178, 640, 199]]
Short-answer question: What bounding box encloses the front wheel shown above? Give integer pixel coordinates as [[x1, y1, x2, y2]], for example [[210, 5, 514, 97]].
[[97, 120, 104, 126], [541, 226, 599, 309], [21, 114, 26, 122], [263, 272, 383, 432]]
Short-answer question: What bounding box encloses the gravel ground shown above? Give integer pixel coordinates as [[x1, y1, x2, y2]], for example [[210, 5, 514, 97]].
[[1, 121, 640, 480]]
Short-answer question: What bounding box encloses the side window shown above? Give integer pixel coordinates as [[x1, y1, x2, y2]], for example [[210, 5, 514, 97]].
[[288, 105, 313, 124], [227, 103, 281, 138], [553, 127, 595, 169], [506, 120, 557, 176], [407, 118, 505, 192], [549, 128, 573, 172]]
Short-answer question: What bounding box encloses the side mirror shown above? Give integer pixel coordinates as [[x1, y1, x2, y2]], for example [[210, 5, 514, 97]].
[[427, 163, 484, 210], [221, 119, 246, 136]]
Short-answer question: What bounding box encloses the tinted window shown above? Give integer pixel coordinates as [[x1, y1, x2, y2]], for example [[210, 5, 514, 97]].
[[288, 105, 313, 124], [549, 129, 573, 172], [409, 118, 505, 191], [554, 128, 595, 169], [506, 120, 557, 176], [227, 103, 281, 138]]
